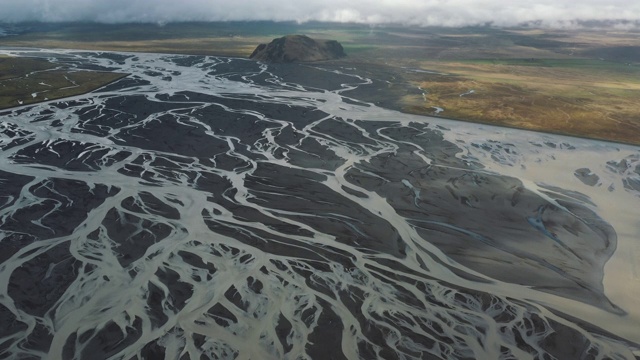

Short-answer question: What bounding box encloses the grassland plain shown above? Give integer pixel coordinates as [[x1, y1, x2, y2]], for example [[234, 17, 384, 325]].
[[399, 59, 640, 144], [0, 55, 126, 109], [1, 22, 640, 144]]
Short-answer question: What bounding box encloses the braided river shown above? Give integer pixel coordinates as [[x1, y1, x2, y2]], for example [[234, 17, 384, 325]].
[[0, 49, 639, 359]]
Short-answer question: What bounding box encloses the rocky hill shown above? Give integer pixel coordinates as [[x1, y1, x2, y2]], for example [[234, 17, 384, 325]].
[[249, 35, 346, 63]]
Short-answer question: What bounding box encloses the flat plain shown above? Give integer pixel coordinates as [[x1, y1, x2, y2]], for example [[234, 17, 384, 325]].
[[1, 22, 639, 144], [0, 55, 126, 109]]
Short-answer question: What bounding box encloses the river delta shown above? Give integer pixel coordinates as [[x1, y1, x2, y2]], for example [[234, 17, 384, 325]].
[[0, 50, 639, 359]]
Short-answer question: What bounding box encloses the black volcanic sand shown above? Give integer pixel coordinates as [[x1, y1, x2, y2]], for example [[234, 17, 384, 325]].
[[215, 62, 619, 312], [350, 122, 619, 310], [0, 53, 637, 359]]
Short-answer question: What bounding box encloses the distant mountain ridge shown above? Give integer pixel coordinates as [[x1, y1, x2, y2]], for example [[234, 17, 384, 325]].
[[249, 35, 346, 63]]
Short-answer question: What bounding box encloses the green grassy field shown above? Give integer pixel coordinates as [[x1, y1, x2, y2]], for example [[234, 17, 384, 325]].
[[1, 22, 640, 144]]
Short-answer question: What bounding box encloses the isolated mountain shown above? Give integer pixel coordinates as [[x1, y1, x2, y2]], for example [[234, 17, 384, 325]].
[[249, 35, 346, 63]]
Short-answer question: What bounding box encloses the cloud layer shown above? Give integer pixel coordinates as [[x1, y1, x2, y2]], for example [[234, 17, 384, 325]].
[[0, 0, 639, 28]]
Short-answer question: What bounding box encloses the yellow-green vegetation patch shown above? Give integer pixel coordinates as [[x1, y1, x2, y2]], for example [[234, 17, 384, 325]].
[[0, 56, 127, 110], [341, 44, 378, 54], [401, 59, 640, 145]]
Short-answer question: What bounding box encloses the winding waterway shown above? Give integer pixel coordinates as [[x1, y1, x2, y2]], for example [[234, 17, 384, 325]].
[[0, 49, 639, 359]]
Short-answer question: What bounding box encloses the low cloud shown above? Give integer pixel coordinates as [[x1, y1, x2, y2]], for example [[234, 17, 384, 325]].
[[0, 0, 639, 28]]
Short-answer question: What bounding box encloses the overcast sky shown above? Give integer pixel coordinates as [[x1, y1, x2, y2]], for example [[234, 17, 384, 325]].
[[0, 0, 639, 28]]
